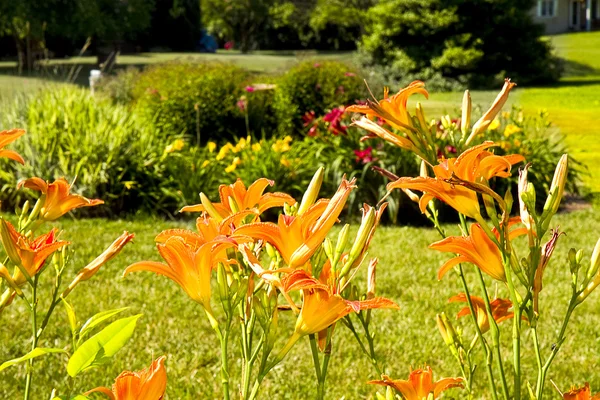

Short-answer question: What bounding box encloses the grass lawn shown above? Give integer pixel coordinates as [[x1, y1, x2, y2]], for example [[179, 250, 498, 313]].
[[1, 209, 600, 399]]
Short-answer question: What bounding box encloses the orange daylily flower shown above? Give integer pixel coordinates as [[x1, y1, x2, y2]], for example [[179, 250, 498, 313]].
[[235, 178, 356, 269], [449, 293, 516, 333], [281, 269, 398, 349], [0, 129, 25, 164], [0, 220, 69, 287], [430, 223, 505, 281], [563, 383, 600, 400], [433, 141, 524, 182], [180, 178, 295, 219], [124, 231, 242, 312], [388, 176, 481, 220], [18, 177, 104, 221], [85, 356, 167, 400], [346, 81, 428, 130], [368, 366, 464, 400]]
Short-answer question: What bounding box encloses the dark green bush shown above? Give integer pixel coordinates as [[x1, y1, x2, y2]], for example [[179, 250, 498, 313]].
[[273, 60, 366, 134], [132, 62, 250, 142]]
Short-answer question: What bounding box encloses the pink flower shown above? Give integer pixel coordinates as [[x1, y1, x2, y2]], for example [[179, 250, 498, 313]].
[[445, 145, 457, 154], [237, 96, 247, 112], [224, 41, 234, 50], [354, 147, 374, 164], [344, 72, 356, 77], [314, 63, 321, 68], [245, 86, 255, 93], [303, 111, 316, 127], [308, 125, 318, 137]]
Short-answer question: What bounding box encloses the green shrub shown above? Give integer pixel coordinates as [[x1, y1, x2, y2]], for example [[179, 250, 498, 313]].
[[95, 67, 142, 105], [0, 86, 185, 215], [273, 60, 366, 134], [132, 62, 250, 142]]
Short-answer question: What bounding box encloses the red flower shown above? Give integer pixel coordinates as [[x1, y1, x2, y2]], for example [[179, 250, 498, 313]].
[[224, 41, 234, 50], [323, 106, 347, 135], [303, 111, 316, 127], [354, 147, 374, 164]]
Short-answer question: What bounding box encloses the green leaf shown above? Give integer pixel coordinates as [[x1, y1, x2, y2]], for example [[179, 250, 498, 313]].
[[67, 314, 142, 377], [0, 348, 66, 372], [62, 298, 77, 336], [78, 307, 130, 345]]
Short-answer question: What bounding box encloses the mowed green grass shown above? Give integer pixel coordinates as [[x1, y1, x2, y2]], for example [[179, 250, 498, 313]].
[[418, 31, 600, 193], [1, 209, 600, 399]]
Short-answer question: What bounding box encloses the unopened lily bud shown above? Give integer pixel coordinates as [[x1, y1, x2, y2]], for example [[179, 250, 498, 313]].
[[542, 154, 568, 224], [577, 249, 585, 265], [265, 242, 276, 258], [441, 115, 452, 129], [504, 187, 513, 214], [483, 194, 498, 225], [437, 313, 460, 348], [349, 208, 376, 261], [460, 90, 471, 137], [298, 167, 324, 215], [227, 196, 240, 213], [335, 224, 350, 256], [467, 78, 516, 144], [587, 238, 600, 279], [518, 165, 533, 230], [63, 232, 134, 297], [415, 102, 428, 131], [420, 160, 428, 178], [217, 262, 228, 301], [0, 219, 22, 268], [323, 238, 334, 262], [367, 258, 378, 299], [568, 248, 579, 273], [200, 192, 223, 221], [21, 200, 30, 219], [402, 188, 421, 204]]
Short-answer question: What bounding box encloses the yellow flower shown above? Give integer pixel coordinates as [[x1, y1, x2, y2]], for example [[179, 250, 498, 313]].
[[488, 119, 501, 131], [272, 136, 293, 153], [252, 143, 261, 152], [280, 158, 291, 167], [233, 136, 250, 153], [201, 160, 210, 168], [207, 141, 217, 153], [503, 123, 521, 137], [216, 143, 233, 160], [225, 157, 241, 173]]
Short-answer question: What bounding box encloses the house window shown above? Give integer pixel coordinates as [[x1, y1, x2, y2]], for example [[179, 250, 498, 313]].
[[538, 0, 558, 17]]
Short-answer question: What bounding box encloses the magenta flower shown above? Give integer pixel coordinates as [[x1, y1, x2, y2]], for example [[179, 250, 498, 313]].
[[354, 147, 374, 164], [224, 41, 234, 50], [245, 86, 255, 93], [323, 106, 347, 135]]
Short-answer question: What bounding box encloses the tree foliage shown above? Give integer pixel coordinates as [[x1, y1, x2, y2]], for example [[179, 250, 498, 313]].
[[360, 0, 560, 88]]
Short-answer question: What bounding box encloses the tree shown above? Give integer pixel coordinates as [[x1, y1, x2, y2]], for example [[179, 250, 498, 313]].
[[360, 0, 560, 88], [201, 0, 277, 52]]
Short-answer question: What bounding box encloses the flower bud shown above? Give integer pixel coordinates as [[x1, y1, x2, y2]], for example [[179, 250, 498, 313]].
[[568, 248, 579, 274], [200, 192, 223, 221], [63, 232, 134, 298], [518, 165, 533, 230], [587, 238, 600, 280], [367, 258, 377, 299], [483, 194, 498, 225], [460, 90, 471, 137], [323, 238, 334, 262], [467, 78, 516, 145], [415, 102, 428, 131], [542, 154, 568, 225], [336, 224, 350, 257], [441, 115, 452, 129], [227, 196, 240, 213], [265, 242, 276, 258], [420, 160, 428, 178], [298, 167, 324, 215], [437, 313, 460, 348], [348, 208, 376, 260]]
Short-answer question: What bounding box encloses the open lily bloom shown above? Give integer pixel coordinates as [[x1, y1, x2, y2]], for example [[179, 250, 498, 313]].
[[180, 178, 295, 219], [235, 178, 356, 269], [449, 293, 515, 333], [124, 231, 242, 312], [433, 141, 524, 182], [0, 220, 69, 287], [562, 383, 600, 400], [85, 356, 167, 400], [346, 81, 428, 131], [0, 129, 25, 164], [281, 268, 398, 349], [430, 223, 506, 281], [369, 365, 463, 400], [18, 177, 103, 221]]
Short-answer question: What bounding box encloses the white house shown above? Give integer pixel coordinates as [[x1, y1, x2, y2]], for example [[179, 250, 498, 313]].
[[532, 0, 599, 33]]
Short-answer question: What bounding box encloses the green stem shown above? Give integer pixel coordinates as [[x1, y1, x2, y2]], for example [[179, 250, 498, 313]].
[[532, 325, 543, 397], [475, 269, 510, 400], [309, 334, 322, 383], [317, 329, 333, 400], [537, 298, 576, 398], [343, 316, 382, 375], [219, 327, 231, 400], [23, 275, 39, 400], [458, 266, 499, 400]]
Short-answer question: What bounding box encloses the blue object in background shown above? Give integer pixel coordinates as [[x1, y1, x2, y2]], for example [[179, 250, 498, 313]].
[[197, 29, 218, 53]]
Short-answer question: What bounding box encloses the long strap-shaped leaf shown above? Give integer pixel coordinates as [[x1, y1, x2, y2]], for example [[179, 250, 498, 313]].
[[0, 347, 66, 372]]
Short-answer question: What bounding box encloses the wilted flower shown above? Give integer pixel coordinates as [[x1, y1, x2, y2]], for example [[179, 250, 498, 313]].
[[368, 366, 463, 400], [85, 356, 167, 400], [449, 293, 516, 333]]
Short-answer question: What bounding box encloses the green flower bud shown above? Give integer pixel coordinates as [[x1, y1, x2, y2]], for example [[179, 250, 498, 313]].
[[298, 167, 324, 215]]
